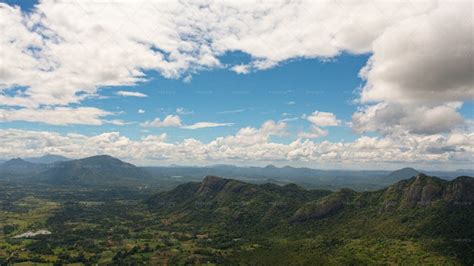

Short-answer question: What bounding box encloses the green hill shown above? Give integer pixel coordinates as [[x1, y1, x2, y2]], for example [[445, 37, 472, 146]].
[[0, 158, 46, 177], [147, 176, 331, 231], [147, 174, 474, 264], [40, 155, 151, 185]]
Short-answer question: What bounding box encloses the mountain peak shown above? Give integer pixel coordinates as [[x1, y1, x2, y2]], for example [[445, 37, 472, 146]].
[[41, 155, 149, 185], [264, 164, 277, 169], [414, 172, 429, 180], [0, 158, 39, 175], [385, 167, 420, 183], [197, 176, 230, 195], [24, 154, 70, 164], [81, 154, 118, 161], [77, 155, 131, 166], [4, 158, 31, 165]]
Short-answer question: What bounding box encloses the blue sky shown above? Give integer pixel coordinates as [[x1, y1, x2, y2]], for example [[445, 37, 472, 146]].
[[0, 46, 372, 143], [66, 53, 369, 143], [0, 0, 472, 169]]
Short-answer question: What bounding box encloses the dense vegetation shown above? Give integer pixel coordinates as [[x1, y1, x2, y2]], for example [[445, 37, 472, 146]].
[[0, 174, 472, 264], [0, 155, 473, 264]]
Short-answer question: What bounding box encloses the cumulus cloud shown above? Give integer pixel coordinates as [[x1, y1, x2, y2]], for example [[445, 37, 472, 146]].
[[140, 115, 182, 128], [305, 111, 340, 127], [352, 1, 473, 136], [231, 64, 250, 74], [298, 126, 328, 139], [352, 102, 465, 135], [359, 1, 473, 104], [116, 91, 148, 97], [1, 123, 472, 169], [299, 111, 340, 138], [138, 109, 145, 114]]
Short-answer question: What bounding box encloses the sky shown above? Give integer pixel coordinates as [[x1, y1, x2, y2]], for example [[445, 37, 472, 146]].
[[0, 0, 472, 170]]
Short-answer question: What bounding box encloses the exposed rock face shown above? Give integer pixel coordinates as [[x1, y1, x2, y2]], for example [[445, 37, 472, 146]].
[[195, 176, 259, 199], [403, 174, 445, 208], [291, 189, 354, 222], [197, 176, 230, 196], [443, 176, 474, 206], [382, 174, 473, 211]]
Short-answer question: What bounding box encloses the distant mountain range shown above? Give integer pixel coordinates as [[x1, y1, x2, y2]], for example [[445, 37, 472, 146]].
[[24, 154, 70, 164], [0, 154, 472, 190], [142, 164, 472, 190]]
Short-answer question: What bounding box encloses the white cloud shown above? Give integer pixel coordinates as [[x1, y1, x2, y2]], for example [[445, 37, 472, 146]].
[[116, 91, 148, 97], [305, 111, 340, 127], [230, 60, 278, 74], [181, 122, 234, 130], [140, 115, 182, 128], [352, 102, 465, 135], [279, 117, 298, 123], [0, 0, 439, 109], [183, 75, 193, 83], [1, 123, 472, 169], [141, 114, 232, 129], [299, 111, 340, 138], [0, 0, 471, 160], [106, 119, 128, 126], [0, 107, 112, 126], [298, 126, 328, 139], [231, 64, 250, 74], [352, 1, 473, 136], [142, 133, 167, 143], [138, 109, 145, 114], [359, 1, 473, 105]]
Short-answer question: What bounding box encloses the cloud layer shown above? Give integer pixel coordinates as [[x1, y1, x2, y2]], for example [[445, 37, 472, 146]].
[[0, 0, 445, 108], [1, 121, 472, 169]]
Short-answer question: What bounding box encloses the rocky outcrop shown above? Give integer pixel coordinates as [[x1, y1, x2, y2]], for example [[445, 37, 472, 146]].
[[196, 176, 230, 196], [403, 174, 445, 207], [443, 176, 474, 206], [382, 174, 473, 211], [291, 189, 355, 222]]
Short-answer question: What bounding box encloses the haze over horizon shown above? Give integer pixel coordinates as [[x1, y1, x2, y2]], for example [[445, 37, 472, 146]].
[[0, 0, 473, 170]]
